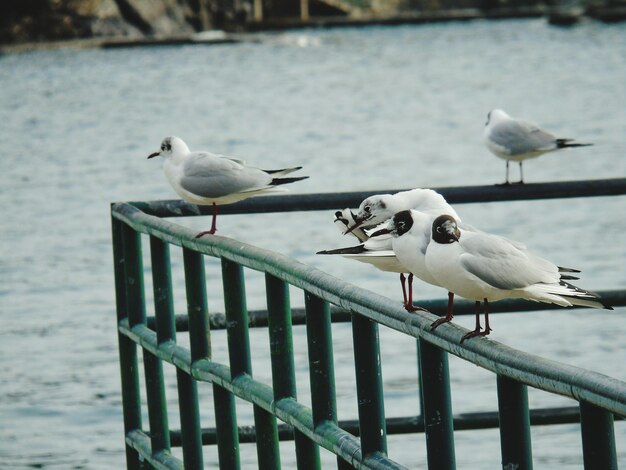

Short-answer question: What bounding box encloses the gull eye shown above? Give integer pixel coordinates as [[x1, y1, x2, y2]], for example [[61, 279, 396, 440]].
[[364, 206, 371, 213], [436, 226, 443, 233], [398, 222, 405, 231], [161, 144, 166, 151]]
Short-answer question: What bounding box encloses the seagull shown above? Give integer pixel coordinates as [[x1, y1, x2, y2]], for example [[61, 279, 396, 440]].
[[148, 136, 308, 237], [484, 109, 592, 185], [425, 214, 612, 342], [319, 189, 459, 312]]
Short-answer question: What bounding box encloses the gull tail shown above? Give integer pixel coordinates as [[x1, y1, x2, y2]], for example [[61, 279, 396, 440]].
[[559, 281, 613, 310], [556, 139, 593, 149]]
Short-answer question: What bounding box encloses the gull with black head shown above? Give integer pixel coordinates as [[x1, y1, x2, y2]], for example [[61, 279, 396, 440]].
[[319, 189, 458, 312], [425, 214, 611, 342]]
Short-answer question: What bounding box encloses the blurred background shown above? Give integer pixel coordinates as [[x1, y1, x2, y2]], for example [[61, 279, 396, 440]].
[[1, 2, 625, 468]]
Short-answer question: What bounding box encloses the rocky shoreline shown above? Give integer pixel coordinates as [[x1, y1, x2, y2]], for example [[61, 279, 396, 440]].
[[1, 0, 624, 53]]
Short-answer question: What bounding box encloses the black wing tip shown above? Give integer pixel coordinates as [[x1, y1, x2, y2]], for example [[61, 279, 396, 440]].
[[558, 266, 581, 273], [269, 175, 309, 186], [264, 166, 304, 174], [556, 139, 593, 149], [316, 245, 366, 255]]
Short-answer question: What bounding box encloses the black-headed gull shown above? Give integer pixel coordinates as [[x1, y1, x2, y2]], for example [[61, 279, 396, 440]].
[[484, 109, 592, 185], [148, 136, 308, 237], [425, 214, 612, 342], [319, 189, 459, 312]]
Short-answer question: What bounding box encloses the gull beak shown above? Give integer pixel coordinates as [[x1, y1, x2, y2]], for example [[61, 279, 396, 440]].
[[343, 213, 371, 235], [370, 227, 391, 237], [147, 152, 160, 159]]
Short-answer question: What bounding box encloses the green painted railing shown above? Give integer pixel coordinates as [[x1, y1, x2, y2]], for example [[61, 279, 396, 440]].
[[111, 178, 626, 469]]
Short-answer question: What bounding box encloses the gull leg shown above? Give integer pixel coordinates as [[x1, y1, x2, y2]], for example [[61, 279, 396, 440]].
[[195, 203, 218, 238], [497, 161, 511, 186], [461, 300, 483, 343], [431, 292, 455, 329], [400, 273, 408, 307], [405, 273, 428, 313], [518, 161, 524, 184], [478, 299, 492, 337]]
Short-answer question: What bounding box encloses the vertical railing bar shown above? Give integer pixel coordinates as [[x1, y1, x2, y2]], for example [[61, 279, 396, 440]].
[[418, 338, 456, 470], [254, 405, 282, 469], [183, 248, 211, 362], [213, 383, 241, 469], [580, 401, 618, 470], [497, 375, 532, 470], [150, 236, 177, 343], [222, 259, 280, 469], [112, 217, 142, 470], [141, 236, 175, 454], [304, 291, 338, 426], [176, 368, 204, 470], [415, 339, 425, 426], [351, 314, 388, 458], [266, 274, 321, 469], [173, 247, 209, 470], [222, 258, 252, 377], [304, 291, 343, 468], [143, 352, 171, 453]]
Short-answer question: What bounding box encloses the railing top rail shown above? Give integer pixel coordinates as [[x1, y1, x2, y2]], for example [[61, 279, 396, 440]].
[[111, 201, 626, 416], [124, 177, 626, 218]]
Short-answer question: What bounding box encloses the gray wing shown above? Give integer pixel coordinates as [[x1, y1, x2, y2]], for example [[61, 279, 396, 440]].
[[460, 233, 557, 290], [490, 120, 557, 155], [180, 152, 271, 198]]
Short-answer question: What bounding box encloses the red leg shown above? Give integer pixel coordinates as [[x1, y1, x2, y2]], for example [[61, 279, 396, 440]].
[[479, 299, 492, 337], [461, 301, 484, 343], [400, 273, 408, 307], [195, 203, 218, 238], [431, 292, 455, 329], [404, 273, 428, 313]]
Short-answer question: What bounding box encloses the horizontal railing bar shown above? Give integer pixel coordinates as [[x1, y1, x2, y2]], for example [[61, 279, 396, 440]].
[[166, 406, 625, 446], [112, 203, 626, 417], [145, 289, 626, 331], [123, 178, 626, 218], [126, 430, 184, 470], [118, 320, 406, 469]]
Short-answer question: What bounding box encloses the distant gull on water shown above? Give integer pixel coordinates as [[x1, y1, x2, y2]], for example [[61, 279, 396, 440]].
[[148, 136, 308, 237], [484, 109, 592, 185]]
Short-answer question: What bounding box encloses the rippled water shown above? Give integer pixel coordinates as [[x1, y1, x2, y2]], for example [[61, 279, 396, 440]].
[[1, 19, 625, 469]]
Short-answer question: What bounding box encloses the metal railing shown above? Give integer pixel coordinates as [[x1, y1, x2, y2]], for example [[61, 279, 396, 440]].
[[111, 178, 626, 469]]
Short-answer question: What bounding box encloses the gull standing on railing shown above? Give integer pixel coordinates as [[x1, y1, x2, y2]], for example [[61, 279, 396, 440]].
[[148, 136, 308, 237], [318, 188, 459, 312], [424, 214, 612, 342], [484, 109, 592, 185]]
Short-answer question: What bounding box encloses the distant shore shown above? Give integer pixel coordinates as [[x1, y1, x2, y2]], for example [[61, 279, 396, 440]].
[[1, 5, 625, 55]]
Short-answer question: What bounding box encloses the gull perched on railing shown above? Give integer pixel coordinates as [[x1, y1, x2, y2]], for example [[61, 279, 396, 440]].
[[148, 136, 308, 237], [317, 188, 459, 312], [421, 214, 611, 342], [484, 109, 592, 185]]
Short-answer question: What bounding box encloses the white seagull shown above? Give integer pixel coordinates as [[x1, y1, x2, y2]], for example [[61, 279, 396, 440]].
[[148, 136, 308, 237], [484, 109, 592, 185], [425, 214, 612, 342], [318, 189, 459, 312]]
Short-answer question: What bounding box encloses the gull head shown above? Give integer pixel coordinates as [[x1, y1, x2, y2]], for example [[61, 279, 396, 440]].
[[485, 109, 510, 127], [148, 136, 190, 160], [351, 195, 395, 228], [432, 214, 460, 244], [368, 209, 414, 238]]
